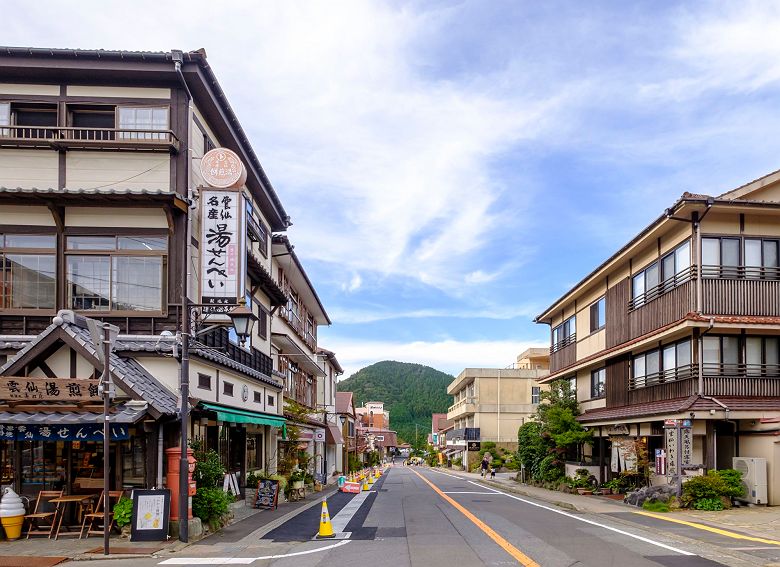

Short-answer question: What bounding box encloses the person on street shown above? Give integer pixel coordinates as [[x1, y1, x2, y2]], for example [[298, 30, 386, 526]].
[[481, 453, 490, 477]]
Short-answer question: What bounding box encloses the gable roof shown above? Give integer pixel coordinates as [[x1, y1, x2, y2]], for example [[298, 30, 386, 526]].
[[336, 391, 355, 415], [0, 311, 178, 417]]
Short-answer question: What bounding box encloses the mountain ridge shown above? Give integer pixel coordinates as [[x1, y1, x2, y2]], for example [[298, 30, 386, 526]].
[[337, 360, 453, 446]]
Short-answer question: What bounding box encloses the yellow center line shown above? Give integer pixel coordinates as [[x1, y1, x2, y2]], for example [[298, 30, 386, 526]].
[[410, 468, 540, 567], [634, 510, 780, 546]]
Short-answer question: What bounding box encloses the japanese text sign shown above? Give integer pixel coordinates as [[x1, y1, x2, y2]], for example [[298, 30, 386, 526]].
[[0, 377, 100, 402], [201, 190, 243, 316], [0, 423, 129, 441]]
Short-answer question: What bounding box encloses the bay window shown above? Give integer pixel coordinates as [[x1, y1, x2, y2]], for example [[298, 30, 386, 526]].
[[0, 234, 56, 310], [66, 235, 166, 312]]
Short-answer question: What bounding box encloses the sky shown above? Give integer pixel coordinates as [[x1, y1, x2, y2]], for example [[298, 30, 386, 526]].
[[8, 1, 780, 377]]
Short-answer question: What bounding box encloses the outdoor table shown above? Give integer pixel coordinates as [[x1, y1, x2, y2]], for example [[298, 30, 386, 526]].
[[49, 494, 95, 540]]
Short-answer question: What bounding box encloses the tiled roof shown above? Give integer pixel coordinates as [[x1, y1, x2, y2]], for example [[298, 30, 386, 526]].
[[0, 402, 149, 425], [0, 336, 35, 350], [114, 336, 281, 389], [336, 392, 354, 414], [0, 314, 178, 417], [578, 395, 780, 423], [0, 186, 176, 196]]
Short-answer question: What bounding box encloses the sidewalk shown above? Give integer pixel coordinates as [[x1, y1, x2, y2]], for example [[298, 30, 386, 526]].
[[0, 486, 338, 561], [454, 469, 780, 544]]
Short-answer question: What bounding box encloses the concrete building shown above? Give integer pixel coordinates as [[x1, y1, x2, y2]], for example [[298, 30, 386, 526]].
[[535, 170, 780, 502], [447, 348, 550, 466]]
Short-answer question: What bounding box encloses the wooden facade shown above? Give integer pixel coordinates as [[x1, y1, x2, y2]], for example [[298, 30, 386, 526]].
[[702, 278, 780, 316]]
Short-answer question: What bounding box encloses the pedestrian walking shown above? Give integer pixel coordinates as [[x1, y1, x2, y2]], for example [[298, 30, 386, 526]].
[[481, 453, 490, 477]]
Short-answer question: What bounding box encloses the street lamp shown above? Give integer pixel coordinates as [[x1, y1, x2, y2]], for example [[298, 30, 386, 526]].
[[179, 299, 257, 542], [339, 415, 347, 474]]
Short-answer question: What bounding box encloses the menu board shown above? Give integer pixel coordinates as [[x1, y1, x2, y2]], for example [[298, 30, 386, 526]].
[[254, 479, 279, 510], [130, 489, 170, 542]]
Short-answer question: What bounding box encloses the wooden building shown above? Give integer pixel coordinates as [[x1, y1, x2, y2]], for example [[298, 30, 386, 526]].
[[535, 170, 780, 502]]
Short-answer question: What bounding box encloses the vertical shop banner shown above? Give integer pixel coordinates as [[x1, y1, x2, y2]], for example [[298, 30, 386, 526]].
[[200, 190, 245, 319]]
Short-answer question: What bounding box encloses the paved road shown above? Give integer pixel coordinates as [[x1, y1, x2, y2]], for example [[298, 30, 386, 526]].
[[67, 466, 770, 567]]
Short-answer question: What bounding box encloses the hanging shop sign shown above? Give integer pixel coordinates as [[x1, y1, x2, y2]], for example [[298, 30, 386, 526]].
[[0, 377, 100, 402], [314, 428, 326, 442], [200, 189, 244, 318], [0, 423, 130, 441], [200, 148, 247, 189]]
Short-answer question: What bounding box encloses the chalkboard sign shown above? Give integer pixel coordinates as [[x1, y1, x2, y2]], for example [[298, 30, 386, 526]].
[[130, 489, 171, 542], [253, 479, 279, 510]]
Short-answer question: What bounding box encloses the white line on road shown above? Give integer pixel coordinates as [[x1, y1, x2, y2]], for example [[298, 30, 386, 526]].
[[443, 491, 503, 495], [426, 469, 462, 479], [330, 490, 372, 533], [158, 539, 352, 565], [465, 480, 695, 556]]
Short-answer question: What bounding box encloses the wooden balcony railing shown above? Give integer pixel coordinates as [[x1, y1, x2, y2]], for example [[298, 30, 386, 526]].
[[702, 277, 780, 316], [629, 363, 697, 390], [0, 124, 180, 153], [550, 339, 576, 373], [550, 333, 576, 354]]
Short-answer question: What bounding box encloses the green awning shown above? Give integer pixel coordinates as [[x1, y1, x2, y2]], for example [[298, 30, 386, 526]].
[[201, 403, 287, 436]]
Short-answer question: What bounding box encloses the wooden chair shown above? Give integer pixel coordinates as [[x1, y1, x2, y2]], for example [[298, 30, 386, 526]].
[[79, 490, 124, 539], [24, 489, 63, 539]]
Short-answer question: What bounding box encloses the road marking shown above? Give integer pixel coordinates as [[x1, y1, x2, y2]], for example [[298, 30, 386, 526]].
[[443, 491, 501, 495], [330, 491, 372, 533], [158, 539, 351, 565], [634, 510, 780, 547], [411, 469, 540, 567], [464, 480, 695, 556], [428, 469, 462, 479]]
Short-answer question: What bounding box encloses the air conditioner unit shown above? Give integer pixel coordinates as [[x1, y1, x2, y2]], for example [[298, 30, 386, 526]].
[[733, 457, 768, 505]]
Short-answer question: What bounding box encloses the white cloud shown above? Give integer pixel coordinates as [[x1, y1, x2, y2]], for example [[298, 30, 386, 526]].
[[340, 274, 363, 293], [325, 337, 547, 379]]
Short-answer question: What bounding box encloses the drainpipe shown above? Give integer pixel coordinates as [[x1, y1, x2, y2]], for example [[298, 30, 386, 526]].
[[157, 423, 164, 488]]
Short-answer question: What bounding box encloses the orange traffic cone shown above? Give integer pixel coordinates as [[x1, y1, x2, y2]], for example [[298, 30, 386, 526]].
[[362, 476, 370, 491], [317, 499, 335, 538]]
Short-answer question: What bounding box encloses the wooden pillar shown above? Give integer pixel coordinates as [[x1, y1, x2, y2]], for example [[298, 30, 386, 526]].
[[704, 420, 715, 470], [598, 427, 605, 484]]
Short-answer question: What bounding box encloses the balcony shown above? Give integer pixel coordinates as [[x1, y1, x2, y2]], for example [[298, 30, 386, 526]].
[[550, 338, 576, 373], [447, 398, 477, 420], [448, 427, 480, 442], [0, 125, 180, 153], [278, 308, 317, 351]]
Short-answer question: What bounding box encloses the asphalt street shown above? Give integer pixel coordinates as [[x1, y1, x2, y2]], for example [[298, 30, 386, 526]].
[[63, 466, 776, 567]]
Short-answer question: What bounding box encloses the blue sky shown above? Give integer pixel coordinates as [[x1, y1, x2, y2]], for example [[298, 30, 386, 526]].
[[9, 1, 780, 377]]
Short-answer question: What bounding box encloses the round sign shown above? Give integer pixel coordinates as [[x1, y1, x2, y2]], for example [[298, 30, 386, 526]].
[[200, 147, 247, 189], [241, 384, 249, 402]]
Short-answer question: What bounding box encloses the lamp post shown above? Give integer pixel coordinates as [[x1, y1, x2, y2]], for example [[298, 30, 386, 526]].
[[339, 415, 347, 473], [179, 300, 256, 543]]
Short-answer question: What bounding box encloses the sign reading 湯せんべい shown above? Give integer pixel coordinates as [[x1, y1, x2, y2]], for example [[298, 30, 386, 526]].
[[0, 377, 101, 402]]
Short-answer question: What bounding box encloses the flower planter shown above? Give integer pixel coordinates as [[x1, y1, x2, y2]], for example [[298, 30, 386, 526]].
[[291, 480, 304, 490], [576, 488, 593, 495], [245, 489, 257, 506], [599, 488, 611, 495]]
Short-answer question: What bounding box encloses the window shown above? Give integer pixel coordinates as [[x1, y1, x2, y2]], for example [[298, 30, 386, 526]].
[[267, 395, 275, 407], [631, 339, 692, 389], [0, 103, 9, 134], [531, 386, 540, 404], [702, 335, 739, 368], [702, 236, 780, 279], [568, 377, 577, 400], [254, 391, 263, 404], [223, 382, 234, 397], [0, 234, 56, 310], [552, 316, 576, 351], [631, 241, 691, 309], [117, 107, 168, 139], [590, 368, 605, 398], [69, 105, 115, 131], [66, 235, 166, 312], [746, 337, 780, 375], [198, 374, 212, 390], [258, 308, 268, 340], [589, 297, 605, 332]]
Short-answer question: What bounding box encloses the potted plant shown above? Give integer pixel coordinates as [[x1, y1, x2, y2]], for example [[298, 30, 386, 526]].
[[112, 496, 133, 538], [289, 469, 305, 490]]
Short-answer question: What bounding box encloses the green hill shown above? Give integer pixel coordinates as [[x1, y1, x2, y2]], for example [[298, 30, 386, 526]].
[[337, 360, 453, 446]]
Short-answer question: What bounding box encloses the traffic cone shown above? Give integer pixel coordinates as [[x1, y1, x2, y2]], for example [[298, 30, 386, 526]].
[[362, 476, 369, 491], [368, 473, 374, 486], [317, 499, 335, 538]]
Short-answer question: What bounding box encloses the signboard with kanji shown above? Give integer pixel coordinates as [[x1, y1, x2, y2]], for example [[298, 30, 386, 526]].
[[664, 419, 692, 475], [0, 377, 100, 402], [200, 189, 244, 318], [0, 423, 129, 441]]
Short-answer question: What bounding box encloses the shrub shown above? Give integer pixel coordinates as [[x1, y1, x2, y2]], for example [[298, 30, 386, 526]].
[[112, 496, 133, 528], [192, 487, 233, 525], [642, 500, 670, 513], [192, 449, 225, 489], [692, 497, 724, 511], [538, 454, 564, 483], [714, 469, 745, 499], [452, 457, 463, 468], [682, 471, 734, 509]]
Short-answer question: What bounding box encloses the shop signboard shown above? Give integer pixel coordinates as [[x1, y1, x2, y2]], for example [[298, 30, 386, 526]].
[[200, 189, 244, 319], [130, 489, 171, 542], [0, 377, 100, 402], [314, 428, 326, 442], [0, 423, 129, 441], [254, 479, 280, 510], [664, 419, 692, 477], [467, 441, 481, 452]]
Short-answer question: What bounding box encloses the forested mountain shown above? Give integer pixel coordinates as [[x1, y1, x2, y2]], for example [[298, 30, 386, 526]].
[[337, 360, 453, 445]]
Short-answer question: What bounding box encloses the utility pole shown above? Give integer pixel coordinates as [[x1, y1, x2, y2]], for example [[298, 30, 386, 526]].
[[415, 423, 418, 447]]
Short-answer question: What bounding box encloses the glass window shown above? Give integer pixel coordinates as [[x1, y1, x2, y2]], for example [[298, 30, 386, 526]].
[[662, 253, 676, 285], [67, 236, 116, 250], [531, 386, 540, 404], [590, 297, 605, 332], [3, 254, 56, 309], [702, 238, 720, 266], [5, 235, 56, 248], [764, 241, 779, 269], [722, 238, 740, 267], [117, 106, 168, 139], [663, 344, 676, 378], [633, 355, 646, 378], [746, 337, 762, 375], [632, 272, 645, 303], [268, 395, 275, 407], [703, 336, 720, 364], [223, 382, 234, 396], [67, 256, 110, 311], [722, 336, 739, 365], [0, 102, 9, 136], [645, 263, 659, 292], [676, 340, 691, 368], [745, 239, 762, 268], [767, 338, 779, 367], [646, 350, 660, 377], [112, 256, 162, 311], [253, 391, 262, 403], [591, 368, 605, 398], [117, 236, 167, 251], [675, 241, 690, 272]]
